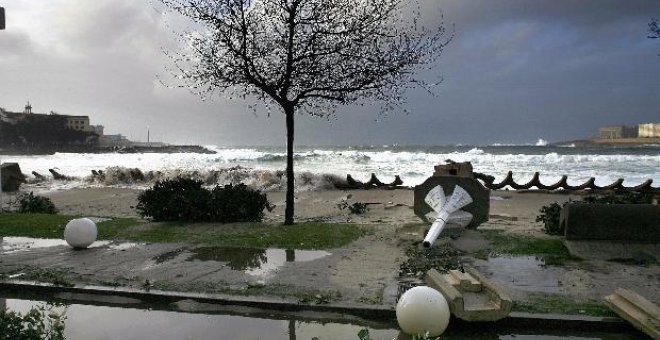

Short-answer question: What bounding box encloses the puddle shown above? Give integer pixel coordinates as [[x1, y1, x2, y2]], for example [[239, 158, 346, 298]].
[[483, 256, 561, 293], [191, 247, 331, 281], [0, 296, 646, 339], [1, 297, 397, 340], [148, 247, 330, 281], [0, 237, 142, 254]]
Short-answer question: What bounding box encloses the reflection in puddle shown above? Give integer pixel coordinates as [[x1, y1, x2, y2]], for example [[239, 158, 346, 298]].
[[485, 256, 560, 293], [149, 247, 331, 281], [0, 297, 644, 339], [189, 247, 331, 280], [190, 247, 269, 270], [0, 237, 143, 253], [1, 298, 397, 340]]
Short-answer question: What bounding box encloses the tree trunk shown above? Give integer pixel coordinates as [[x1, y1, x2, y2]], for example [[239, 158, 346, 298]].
[[284, 106, 295, 225]]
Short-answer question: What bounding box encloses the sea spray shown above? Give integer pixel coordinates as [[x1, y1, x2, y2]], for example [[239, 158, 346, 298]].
[[2, 144, 659, 192], [77, 166, 346, 192]]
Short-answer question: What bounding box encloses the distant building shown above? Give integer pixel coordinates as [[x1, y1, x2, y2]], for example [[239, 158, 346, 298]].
[[2, 103, 101, 134], [598, 125, 638, 139], [92, 125, 104, 135], [98, 134, 131, 147], [639, 123, 660, 138], [63, 115, 93, 132], [2, 102, 147, 148]]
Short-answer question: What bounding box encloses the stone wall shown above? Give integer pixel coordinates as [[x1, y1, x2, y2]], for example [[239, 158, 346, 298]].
[[561, 203, 660, 242]]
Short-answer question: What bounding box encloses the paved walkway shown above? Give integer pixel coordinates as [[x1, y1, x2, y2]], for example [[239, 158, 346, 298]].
[[1, 222, 658, 310]]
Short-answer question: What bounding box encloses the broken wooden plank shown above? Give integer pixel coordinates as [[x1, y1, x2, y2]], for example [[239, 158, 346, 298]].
[[604, 288, 660, 340]]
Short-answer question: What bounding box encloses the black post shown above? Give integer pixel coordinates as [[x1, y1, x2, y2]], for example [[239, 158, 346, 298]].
[[284, 106, 295, 225], [0, 7, 5, 30]]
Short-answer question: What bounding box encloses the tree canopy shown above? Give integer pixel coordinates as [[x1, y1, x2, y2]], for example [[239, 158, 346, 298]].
[[163, 0, 450, 224]]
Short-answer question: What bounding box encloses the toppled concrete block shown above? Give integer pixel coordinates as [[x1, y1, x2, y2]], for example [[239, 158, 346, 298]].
[[426, 265, 512, 322], [561, 203, 660, 242], [434, 162, 474, 178], [414, 176, 490, 229], [442, 269, 482, 293], [604, 288, 660, 339], [1, 163, 26, 192]]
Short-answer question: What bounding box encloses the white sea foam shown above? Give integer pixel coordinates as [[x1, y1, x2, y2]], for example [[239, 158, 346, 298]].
[[2, 145, 659, 191], [536, 138, 549, 146]]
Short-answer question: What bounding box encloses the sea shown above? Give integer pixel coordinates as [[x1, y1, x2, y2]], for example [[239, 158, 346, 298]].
[[1, 144, 659, 192]]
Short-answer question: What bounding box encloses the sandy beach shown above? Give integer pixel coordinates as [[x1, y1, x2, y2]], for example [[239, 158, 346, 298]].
[[42, 187, 574, 229]]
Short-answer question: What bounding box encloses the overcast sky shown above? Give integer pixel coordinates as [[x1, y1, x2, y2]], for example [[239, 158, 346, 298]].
[[1, 0, 659, 146]]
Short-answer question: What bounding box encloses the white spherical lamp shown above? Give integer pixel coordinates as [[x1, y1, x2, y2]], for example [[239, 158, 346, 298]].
[[396, 286, 450, 337], [64, 218, 98, 249]]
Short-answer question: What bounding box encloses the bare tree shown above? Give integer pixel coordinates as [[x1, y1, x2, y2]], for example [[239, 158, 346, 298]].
[[161, 0, 450, 225]]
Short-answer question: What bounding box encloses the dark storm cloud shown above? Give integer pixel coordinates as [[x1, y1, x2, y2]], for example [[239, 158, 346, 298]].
[[392, 0, 660, 144], [1, 0, 659, 145], [0, 30, 33, 59]]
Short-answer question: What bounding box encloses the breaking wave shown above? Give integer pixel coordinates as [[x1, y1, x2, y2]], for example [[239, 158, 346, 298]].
[[28, 166, 346, 192], [8, 144, 660, 192]]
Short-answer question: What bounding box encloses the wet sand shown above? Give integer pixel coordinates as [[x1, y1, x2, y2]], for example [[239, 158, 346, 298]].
[[43, 187, 575, 229]]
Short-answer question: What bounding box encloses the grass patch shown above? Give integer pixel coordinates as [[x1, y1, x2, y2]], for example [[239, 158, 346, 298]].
[[112, 222, 367, 249], [480, 230, 577, 265], [514, 293, 616, 317], [0, 213, 138, 239], [97, 218, 143, 238], [0, 213, 367, 250], [0, 213, 74, 238], [202, 223, 367, 249]]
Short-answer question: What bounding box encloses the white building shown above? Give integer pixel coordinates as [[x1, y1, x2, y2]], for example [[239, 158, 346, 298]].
[[63, 115, 93, 132], [639, 123, 660, 138]]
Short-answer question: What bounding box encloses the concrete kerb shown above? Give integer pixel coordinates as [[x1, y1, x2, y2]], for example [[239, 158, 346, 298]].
[[0, 280, 641, 335], [0, 280, 395, 322]]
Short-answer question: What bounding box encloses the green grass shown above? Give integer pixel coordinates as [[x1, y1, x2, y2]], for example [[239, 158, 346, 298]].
[[0, 213, 137, 239], [480, 229, 578, 265], [514, 293, 616, 317], [117, 222, 367, 249], [0, 213, 367, 249]]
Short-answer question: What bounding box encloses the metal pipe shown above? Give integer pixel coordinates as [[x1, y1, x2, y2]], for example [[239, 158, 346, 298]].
[[423, 210, 449, 248]]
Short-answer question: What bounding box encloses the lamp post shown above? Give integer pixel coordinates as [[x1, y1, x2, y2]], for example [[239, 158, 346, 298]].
[[1, 8, 6, 212], [0, 159, 3, 213]]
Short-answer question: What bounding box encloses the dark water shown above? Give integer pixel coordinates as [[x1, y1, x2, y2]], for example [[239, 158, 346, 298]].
[[239, 143, 660, 157], [0, 296, 647, 340]]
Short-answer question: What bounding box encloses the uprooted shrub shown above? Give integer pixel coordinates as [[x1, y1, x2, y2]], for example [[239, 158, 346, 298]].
[[337, 200, 369, 215], [536, 191, 654, 236], [136, 177, 268, 223], [18, 192, 58, 214]]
